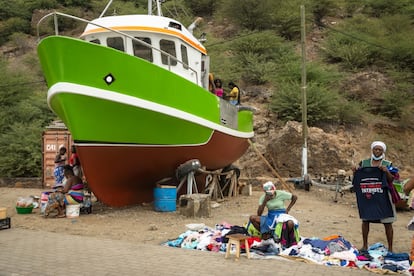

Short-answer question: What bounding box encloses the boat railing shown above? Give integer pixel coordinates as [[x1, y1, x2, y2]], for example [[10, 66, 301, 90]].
[[36, 11, 199, 85]]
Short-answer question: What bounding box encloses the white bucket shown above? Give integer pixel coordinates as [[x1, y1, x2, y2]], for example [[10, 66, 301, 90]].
[[66, 204, 80, 218]]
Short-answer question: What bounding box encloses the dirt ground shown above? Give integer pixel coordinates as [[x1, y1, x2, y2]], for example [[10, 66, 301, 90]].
[[1, 184, 413, 255]]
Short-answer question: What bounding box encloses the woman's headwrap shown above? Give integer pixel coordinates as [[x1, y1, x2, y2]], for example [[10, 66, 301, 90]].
[[371, 141, 386, 161], [371, 141, 386, 152], [263, 181, 276, 194]]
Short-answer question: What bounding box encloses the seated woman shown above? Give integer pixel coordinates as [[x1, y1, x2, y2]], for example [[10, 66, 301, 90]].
[[62, 165, 84, 206], [44, 165, 84, 218], [249, 181, 299, 248]]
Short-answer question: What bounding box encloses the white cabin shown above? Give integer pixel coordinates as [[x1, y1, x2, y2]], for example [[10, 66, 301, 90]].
[[80, 15, 210, 89]]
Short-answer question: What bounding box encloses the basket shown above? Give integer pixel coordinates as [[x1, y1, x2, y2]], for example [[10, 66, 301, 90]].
[[16, 206, 33, 214]]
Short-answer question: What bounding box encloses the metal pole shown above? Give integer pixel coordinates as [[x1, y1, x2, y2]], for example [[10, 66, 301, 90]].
[[148, 0, 152, 15], [99, 0, 113, 18], [300, 5, 309, 186]]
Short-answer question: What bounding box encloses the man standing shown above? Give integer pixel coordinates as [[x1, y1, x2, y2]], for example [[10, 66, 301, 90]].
[[353, 141, 396, 253]]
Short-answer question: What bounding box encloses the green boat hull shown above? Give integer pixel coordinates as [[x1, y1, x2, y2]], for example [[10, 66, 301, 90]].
[[38, 36, 254, 206]]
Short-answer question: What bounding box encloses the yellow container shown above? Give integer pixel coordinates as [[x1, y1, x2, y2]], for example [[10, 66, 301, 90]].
[[0, 207, 7, 219]]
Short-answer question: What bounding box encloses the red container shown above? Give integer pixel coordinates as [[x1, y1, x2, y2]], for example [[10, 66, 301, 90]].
[[42, 121, 73, 188]]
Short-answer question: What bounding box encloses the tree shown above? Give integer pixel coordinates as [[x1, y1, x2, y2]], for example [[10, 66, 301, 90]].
[[0, 59, 54, 177]]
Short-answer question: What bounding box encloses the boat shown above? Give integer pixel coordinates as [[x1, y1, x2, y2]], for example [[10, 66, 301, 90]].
[[36, 0, 254, 207]]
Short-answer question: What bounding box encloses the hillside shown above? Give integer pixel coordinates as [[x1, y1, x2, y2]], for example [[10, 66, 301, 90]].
[[237, 91, 414, 183], [2, 2, 414, 182]]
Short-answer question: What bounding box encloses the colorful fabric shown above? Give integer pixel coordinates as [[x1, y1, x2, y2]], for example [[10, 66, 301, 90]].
[[53, 166, 65, 184], [45, 191, 64, 216], [64, 183, 84, 204], [262, 181, 276, 194], [260, 209, 286, 234], [274, 222, 300, 248], [214, 88, 223, 97], [245, 221, 261, 237], [69, 153, 80, 166], [229, 86, 239, 102]]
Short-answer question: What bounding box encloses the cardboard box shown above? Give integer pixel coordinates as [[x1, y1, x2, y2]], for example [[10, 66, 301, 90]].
[[0, 208, 7, 219]]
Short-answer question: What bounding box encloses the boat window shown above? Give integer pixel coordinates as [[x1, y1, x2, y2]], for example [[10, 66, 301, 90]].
[[107, 37, 124, 52], [133, 37, 153, 62], [181, 45, 189, 70], [201, 60, 205, 72], [168, 22, 182, 30], [160, 39, 177, 66], [89, 39, 100, 44]]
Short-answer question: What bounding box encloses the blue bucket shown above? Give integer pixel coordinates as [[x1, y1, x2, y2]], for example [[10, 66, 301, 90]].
[[154, 187, 177, 212]]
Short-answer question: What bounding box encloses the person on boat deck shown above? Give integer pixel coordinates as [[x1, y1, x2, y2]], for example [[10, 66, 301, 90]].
[[53, 145, 67, 186], [353, 141, 397, 253], [228, 81, 240, 105], [69, 145, 83, 179], [208, 73, 216, 93], [213, 78, 224, 98], [249, 182, 298, 247]]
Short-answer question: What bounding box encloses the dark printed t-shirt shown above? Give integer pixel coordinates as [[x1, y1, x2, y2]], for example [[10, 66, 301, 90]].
[[352, 167, 393, 220]]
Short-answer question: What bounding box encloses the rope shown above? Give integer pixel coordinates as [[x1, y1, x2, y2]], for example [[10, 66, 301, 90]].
[[248, 139, 293, 193]]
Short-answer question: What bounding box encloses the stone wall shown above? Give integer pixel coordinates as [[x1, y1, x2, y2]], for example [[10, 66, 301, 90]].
[[0, 178, 43, 188]]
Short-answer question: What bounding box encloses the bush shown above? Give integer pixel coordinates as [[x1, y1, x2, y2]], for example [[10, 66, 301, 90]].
[[0, 59, 54, 177], [337, 99, 367, 125], [0, 17, 30, 45], [268, 0, 303, 40], [184, 0, 217, 17], [271, 82, 341, 125], [229, 31, 297, 85], [321, 15, 385, 70], [218, 0, 273, 31], [378, 90, 411, 120], [363, 0, 413, 17]]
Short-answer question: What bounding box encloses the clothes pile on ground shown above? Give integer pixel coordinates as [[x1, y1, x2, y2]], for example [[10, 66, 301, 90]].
[[163, 222, 411, 274]]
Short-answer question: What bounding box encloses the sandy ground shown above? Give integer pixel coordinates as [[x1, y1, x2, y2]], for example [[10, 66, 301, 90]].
[[1, 184, 413, 254]]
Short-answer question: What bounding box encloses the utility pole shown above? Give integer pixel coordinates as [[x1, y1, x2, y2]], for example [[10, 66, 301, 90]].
[[300, 5, 310, 191]]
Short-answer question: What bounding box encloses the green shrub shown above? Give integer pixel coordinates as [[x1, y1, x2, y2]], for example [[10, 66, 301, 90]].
[[184, 0, 217, 17], [379, 90, 411, 120], [271, 82, 341, 125], [0, 17, 30, 45], [337, 99, 366, 125], [229, 31, 297, 84], [268, 0, 303, 40], [363, 0, 413, 17], [321, 15, 386, 70], [0, 59, 54, 177], [218, 0, 273, 31]]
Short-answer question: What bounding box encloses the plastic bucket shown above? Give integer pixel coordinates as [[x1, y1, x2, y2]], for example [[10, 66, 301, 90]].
[[40, 192, 50, 214], [66, 204, 80, 218], [154, 186, 176, 212]]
